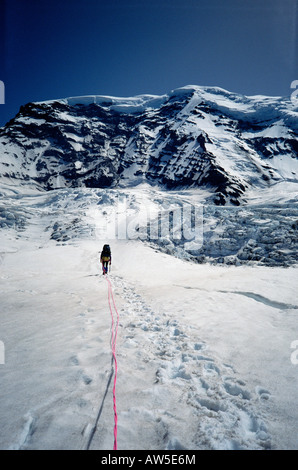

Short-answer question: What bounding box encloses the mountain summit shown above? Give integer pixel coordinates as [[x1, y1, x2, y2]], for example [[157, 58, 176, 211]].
[[0, 85, 297, 205]]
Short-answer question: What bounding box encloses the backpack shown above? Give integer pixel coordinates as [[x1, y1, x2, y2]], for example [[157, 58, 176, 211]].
[[102, 244, 111, 256]]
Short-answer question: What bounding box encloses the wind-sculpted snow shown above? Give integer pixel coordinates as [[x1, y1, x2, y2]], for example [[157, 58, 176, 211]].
[[0, 85, 297, 205]]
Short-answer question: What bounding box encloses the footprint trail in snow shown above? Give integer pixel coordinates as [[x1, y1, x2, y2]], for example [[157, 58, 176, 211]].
[[109, 275, 272, 450]]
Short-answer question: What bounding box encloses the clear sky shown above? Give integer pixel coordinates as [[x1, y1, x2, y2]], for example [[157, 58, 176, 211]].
[[0, 0, 298, 126]]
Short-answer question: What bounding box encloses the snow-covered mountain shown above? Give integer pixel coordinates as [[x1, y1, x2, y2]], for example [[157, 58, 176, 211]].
[[1, 85, 298, 267], [0, 87, 298, 451], [1, 85, 298, 205]]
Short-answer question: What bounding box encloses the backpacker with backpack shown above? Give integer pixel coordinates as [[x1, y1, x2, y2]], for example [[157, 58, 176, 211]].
[[100, 244, 111, 274]]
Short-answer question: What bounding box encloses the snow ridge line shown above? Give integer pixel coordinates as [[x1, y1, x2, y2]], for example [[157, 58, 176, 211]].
[[105, 274, 119, 451]]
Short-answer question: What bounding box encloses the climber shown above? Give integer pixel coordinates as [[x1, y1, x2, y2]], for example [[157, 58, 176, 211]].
[[100, 244, 112, 275]]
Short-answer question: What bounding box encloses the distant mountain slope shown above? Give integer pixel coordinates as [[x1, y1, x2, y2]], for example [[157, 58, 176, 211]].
[[0, 86, 297, 205]]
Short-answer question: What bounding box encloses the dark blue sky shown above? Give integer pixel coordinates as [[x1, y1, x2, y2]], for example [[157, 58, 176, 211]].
[[1, 0, 298, 126]]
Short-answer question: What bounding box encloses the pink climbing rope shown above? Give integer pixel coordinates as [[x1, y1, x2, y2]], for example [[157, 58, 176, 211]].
[[105, 274, 119, 450]]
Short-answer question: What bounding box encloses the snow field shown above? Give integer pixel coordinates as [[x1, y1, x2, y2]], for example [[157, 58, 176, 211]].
[[109, 273, 270, 450], [109, 241, 298, 450], [0, 186, 297, 450], [0, 240, 122, 449]]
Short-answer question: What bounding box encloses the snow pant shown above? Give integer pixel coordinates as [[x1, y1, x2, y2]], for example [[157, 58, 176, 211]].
[[102, 261, 109, 274]]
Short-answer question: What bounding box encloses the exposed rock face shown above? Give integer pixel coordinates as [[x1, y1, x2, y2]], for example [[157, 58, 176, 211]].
[[0, 86, 297, 205]]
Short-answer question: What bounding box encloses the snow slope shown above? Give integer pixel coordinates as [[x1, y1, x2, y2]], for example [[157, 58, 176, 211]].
[[0, 186, 297, 450]]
